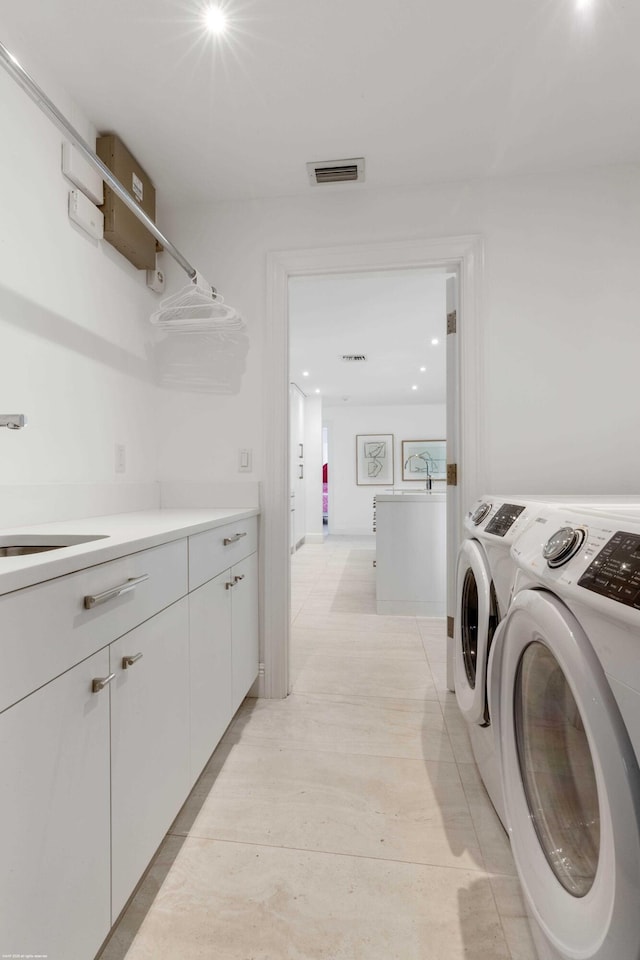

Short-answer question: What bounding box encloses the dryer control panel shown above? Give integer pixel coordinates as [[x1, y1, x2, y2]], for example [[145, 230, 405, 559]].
[[484, 503, 526, 537], [578, 531, 640, 609]]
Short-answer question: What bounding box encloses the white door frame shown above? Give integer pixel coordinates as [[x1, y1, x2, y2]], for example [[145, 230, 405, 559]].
[[261, 235, 486, 699]]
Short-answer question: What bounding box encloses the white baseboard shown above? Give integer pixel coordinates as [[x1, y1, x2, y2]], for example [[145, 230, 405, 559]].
[[327, 528, 376, 537], [304, 533, 325, 544]]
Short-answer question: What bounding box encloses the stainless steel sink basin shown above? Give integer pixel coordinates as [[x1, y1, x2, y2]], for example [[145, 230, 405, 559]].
[[0, 534, 108, 557]]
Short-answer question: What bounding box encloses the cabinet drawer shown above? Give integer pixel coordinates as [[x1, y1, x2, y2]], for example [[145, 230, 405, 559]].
[[189, 516, 258, 590], [0, 537, 188, 714]]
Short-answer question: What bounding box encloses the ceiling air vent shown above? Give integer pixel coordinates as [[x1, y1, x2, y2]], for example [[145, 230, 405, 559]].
[[307, 158, 365, 186], [341, 354, 367, 362]]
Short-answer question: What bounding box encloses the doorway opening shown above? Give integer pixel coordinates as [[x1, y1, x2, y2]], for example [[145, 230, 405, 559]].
[[261, 236, 484, 699], [287, 267, 454, 691]]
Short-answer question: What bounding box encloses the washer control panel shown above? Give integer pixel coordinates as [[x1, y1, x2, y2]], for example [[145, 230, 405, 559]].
[[484, 503, 526, 537], [578, 531, 640, 608]]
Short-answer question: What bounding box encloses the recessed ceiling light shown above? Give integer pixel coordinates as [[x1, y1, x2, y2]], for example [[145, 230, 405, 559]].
[[203, 5, 227, 34], [431, 338, 439, 346], [315, 389, 321, 394], [420, 366, 426, 372], [411, 385, 418, 391], [575, 0, 593, 9], [302, 371, 309, 377]]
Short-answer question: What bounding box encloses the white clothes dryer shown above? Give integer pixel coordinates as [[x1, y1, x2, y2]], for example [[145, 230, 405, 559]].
[[454, 496, 553, 824], [496, 505, 640, 960]]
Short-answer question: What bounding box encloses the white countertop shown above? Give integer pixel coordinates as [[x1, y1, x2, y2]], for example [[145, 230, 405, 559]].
[[375, 493, 446, 503], [0, 508, 259, 596]]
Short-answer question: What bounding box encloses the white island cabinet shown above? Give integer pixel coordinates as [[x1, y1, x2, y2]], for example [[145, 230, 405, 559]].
[[0, 507, 259, 960], [375, 493, 446, 616]]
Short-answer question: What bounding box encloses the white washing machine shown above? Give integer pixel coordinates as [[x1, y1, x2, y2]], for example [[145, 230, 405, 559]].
[[454, 496, 640, 829], [454, 496, 553, 825], [495, 504, 640, 960]]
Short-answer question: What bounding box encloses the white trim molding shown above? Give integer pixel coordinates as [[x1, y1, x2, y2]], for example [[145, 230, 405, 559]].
[[262, 236, 486, 699]]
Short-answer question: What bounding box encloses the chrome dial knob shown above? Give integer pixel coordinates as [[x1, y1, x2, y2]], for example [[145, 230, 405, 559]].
[[542, 526, 585, 568], [471, 502, 491, 525]]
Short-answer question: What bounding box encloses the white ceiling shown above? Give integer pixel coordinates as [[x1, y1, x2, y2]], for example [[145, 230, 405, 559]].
[[1, 0, 639, 204], [289, 270, 447, 407]]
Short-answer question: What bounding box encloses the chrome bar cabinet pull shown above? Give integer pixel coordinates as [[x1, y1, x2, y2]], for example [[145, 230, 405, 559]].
[[234, 574, 245, 584], [223, 532, 247, 546], [92, 673, 116, 693], [122, 653, 144, 669], [84, 574, 150, 609]]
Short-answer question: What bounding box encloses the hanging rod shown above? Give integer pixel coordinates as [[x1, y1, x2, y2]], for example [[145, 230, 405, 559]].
[[0, 38, 198, 282]]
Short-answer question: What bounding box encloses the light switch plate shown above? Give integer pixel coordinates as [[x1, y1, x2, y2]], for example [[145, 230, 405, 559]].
[[239, 448, 252, 473]]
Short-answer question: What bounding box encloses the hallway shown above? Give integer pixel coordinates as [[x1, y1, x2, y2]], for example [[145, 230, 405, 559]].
[[101, 536, 535, 960]]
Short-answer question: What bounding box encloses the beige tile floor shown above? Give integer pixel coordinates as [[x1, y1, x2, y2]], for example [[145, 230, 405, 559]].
[[100, 535, 536, 960]]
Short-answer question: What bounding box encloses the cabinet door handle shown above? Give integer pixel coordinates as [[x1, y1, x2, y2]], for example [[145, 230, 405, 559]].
[[92, 673, 115, 693], [234, 574, 245, 584], [84, 574, 150, 609], [225, 580, 236, 590], [223, 532, 247, 546], [122, 653, 143, 669], [298, 464, 304, 480]]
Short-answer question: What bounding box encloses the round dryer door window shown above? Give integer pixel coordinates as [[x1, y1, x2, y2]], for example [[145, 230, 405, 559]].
[[461, 568, 479, 687], [454, 539, 496, 725], [515, 641, 600, 897], [498, 589, 640, 960]]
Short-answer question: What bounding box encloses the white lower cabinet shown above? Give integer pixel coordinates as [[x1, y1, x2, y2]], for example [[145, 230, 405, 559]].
[[0, 513, 259, 958], [231, 552, 259, 714], [0, 648, 111, 960], [189, 571, 232, 784], [110, 598, 190, 920], [189, 551, 258, 782]]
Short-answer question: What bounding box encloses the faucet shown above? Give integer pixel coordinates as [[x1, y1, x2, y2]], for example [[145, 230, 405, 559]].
[[404, 453, 433, 491], [0, 414, 27, 430]]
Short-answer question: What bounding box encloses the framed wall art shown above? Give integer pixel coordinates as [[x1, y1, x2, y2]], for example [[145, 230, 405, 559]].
[[402, 439, 446, 481], [356, 434, 394, 485]]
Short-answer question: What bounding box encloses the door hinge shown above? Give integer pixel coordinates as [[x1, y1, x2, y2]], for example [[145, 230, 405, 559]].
[[447, 463, 458, 486], [447, 310, 457, 335], [447, 616, 454, 639]]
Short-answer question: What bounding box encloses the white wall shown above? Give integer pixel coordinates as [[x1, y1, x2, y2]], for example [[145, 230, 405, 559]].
[[325, 404, 446, 535], [160, 164, 640, 501], [0, 51, 161, 526], [7, 34, 637, 535]]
